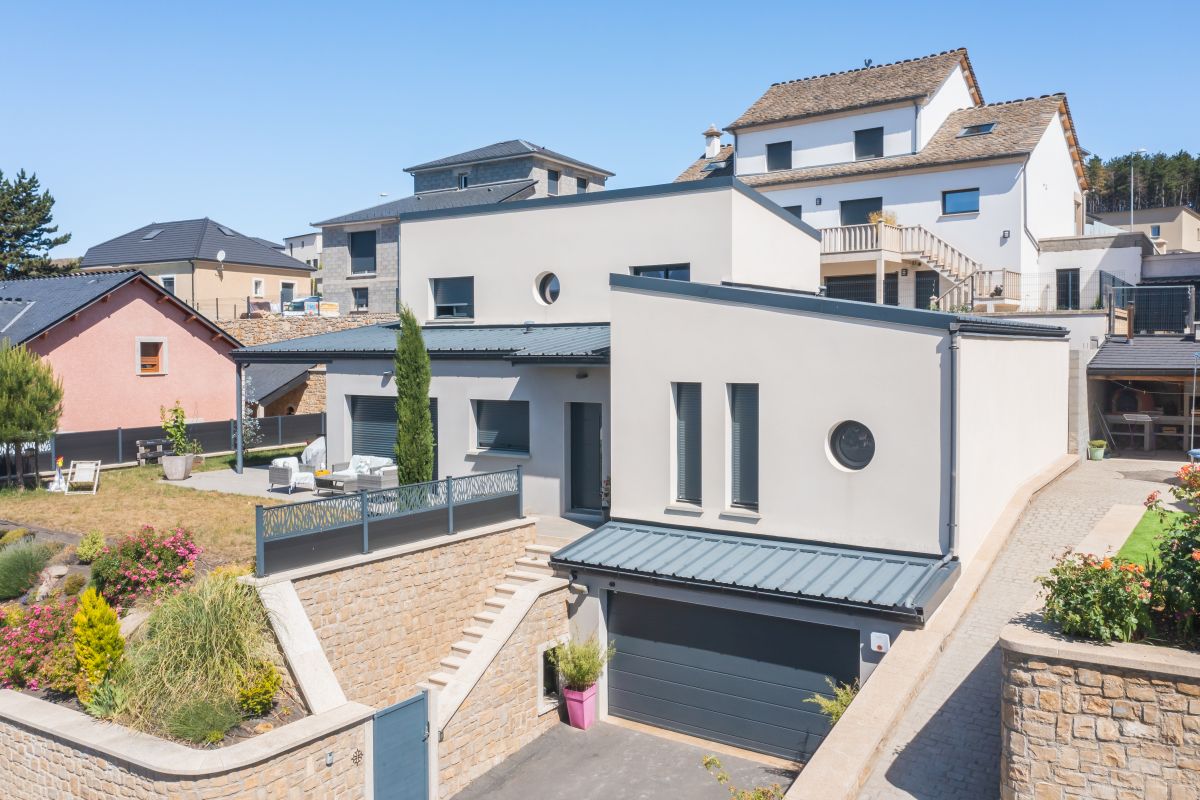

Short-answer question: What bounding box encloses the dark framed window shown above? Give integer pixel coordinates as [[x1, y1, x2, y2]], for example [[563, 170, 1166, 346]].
[[766, 141, 792, 172], [854, 127, 884, 160], [957, 123, 996, 138], [475, 400, 530, 453], [538, 273, 560, 304], [352, 287, 368, 311], [1056, 268, 1081, 310], [457, 174, 469, 189], [547, 169, 560, 195], [349, 230, 377, 274], [915, 271, 940, 309], [823, 274, 876, 303], [632, 264, 691, 281], [783, 205, 803, 220], [830, 420, 875, 470], [576, 177, 588, 193], [884, 273, 899, 306], [840, 197, 883, 226], [432, 277, 474, 318], [729, 384, 758, 509], [942, 188, 980, 215], [674, 383, 701, 503]]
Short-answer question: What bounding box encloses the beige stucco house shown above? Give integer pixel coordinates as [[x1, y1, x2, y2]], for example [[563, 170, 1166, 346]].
[[1094, 205, 1200, 253]]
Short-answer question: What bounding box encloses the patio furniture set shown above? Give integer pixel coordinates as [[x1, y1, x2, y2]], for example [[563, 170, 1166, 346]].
[[269, 454, 398, 496]]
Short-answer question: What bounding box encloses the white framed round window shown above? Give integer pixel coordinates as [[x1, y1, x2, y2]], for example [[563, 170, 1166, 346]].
[[829, 420, 875, 470], [536, 272, 560, 305]]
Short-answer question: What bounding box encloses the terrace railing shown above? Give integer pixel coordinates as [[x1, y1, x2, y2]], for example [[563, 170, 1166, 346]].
[[254, 467, 523, 576]]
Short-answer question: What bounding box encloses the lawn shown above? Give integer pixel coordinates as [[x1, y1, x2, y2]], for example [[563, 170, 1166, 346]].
[[0, 447, 302, 566], [1117, 508, 1187, 566]]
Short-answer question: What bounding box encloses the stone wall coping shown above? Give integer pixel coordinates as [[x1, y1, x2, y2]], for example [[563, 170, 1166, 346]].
[[257, 580, 348, 713], [1000, 614, 1200, 681], [0, 690, 374, 777], [243, 516, 539, 586]]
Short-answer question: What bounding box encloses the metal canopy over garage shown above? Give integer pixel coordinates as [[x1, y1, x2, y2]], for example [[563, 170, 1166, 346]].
[[552, 520, 960, 623]]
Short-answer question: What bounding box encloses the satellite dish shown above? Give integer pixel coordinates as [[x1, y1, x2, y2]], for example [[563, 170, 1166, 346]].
[[217, 250, 226, 263]]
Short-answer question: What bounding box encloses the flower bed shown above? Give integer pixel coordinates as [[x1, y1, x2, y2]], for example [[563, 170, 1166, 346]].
[[1, 599, 78, 692], [90, 526, 200, 612]]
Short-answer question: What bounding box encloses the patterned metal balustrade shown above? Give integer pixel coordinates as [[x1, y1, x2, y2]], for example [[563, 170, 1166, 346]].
[[255, 468, 523, 576]]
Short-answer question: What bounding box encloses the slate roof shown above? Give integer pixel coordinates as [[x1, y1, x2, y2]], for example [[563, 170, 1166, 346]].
[[552, 521, 960, 622], [739, 95, 1087, 190], [247, 362, 313, 404], [0, 269, 239, 346], [1088, 336, 1200, 376], [674, 144, 736, 183], [404, 139, 614, 177], [727, 49, 981, 131], [231, 322, 611, 364], [314, 180, 537, 226], [80, 218, 315, 272]]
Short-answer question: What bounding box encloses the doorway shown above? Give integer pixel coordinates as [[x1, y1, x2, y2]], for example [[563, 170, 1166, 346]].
[[569, 402, 603, 512]]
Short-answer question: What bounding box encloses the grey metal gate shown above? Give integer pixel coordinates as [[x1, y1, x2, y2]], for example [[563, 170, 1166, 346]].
[[607, 592, 858, 760], [374, 691, 428, 800]]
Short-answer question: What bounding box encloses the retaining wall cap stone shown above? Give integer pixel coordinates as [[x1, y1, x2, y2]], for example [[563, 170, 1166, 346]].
[[1001, 615, 1200, 681]]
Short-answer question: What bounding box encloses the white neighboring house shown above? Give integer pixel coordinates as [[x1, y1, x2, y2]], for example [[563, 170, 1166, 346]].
[[282, 231, 322, 293]]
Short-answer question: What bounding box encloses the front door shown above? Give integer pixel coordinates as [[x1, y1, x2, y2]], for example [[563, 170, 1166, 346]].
[[280, 282, 295, 306], [569, 402, 603, 512]]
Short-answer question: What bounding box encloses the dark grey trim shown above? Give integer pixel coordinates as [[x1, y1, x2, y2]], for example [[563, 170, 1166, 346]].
[[729, 180, 821, 240], [746, 151, 1028, 190]]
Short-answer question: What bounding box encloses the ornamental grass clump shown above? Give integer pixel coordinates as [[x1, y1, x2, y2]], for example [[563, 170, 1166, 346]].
[[0, 540, 54, 600], [548, 636, 614, 691], [1039, 552, 1151, 643], [90, 525, 200, 611], [72, 588, 124, 703]]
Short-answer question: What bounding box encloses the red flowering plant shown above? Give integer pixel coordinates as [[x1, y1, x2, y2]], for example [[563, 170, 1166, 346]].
[[1144, 464, 1200, 641], [1039, 552, 1152, 643], [90, 526, 201, 613], [0, 599, 79, 693]]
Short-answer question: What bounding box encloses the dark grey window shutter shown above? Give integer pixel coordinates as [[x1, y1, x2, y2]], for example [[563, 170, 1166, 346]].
[[349, 230, 377, 274], [476, 400, 529, 452], [730, 384, 759, 508], [433, 277, 474, 318], [350, 396, 397, 460], [675, 383, 702, 502]]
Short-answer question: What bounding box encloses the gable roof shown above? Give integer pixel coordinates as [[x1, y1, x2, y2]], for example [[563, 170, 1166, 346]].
[[403, 139, 614, 177], [0, 269, 240, 347], [80, 218, 315, 272], [728, 49, 982, 131], [740, 95, 1087, 191], [314, 179, 537, 227], [674, 143, 736, 183], [1088, 336, 1200, 376]]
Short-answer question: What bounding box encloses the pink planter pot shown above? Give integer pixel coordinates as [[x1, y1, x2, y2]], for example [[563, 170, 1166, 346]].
[[562, 683, 598, 730]]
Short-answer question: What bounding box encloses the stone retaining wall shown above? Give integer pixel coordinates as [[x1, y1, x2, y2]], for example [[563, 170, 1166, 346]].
[[439, 586, 569, 798], [1000, 618, 1200, 800], [294, 520, 538, 709], [220, 314, 398, 347]]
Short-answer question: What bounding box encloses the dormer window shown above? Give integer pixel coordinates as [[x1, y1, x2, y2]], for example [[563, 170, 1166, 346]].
[[854, 127, 884, 160], [457, 174, 469, 190], [702, 160, 728, 172], [957, 123, 996, 138]]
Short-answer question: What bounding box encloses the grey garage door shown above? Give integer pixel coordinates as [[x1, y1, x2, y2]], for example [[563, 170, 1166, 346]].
[[607, 592, 859, 760]]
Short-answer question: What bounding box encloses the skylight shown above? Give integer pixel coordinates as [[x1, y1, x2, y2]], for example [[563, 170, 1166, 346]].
[[957, 123, 996, 138], [142, 229, 163, 240], [218, 225, 236, 236], [702, 160, 727, 172]]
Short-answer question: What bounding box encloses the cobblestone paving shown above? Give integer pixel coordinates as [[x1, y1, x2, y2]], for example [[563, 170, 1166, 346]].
[[858, 457, 1181, 800]]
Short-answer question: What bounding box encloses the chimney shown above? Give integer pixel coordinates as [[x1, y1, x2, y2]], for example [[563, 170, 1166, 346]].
[[704, 124, 723, 159]]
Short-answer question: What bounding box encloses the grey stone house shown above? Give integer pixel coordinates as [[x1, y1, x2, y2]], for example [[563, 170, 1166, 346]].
[[315, 140, 613, 314]]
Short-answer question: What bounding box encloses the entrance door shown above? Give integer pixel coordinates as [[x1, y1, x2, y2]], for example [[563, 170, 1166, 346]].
[[373, 691, 428, 800], [914, 270, 940, 309], [569, 402, 603, 512], [607, 592, 859, 760], [280, 282, 295, 307]]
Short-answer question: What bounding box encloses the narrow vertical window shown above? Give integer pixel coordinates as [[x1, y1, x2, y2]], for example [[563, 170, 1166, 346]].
[[547, 169, 560, 195], [675, 383, 701, 503], [729, 384, 758, 509]]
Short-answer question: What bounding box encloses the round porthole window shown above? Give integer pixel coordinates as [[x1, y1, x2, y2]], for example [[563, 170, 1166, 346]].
[[537, 272, 560, 305], [830, 421, 875, 470]]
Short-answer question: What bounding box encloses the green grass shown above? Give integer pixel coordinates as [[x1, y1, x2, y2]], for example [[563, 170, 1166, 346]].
[[1118, 509, 1186, 566], [192, 446, 304, 473]]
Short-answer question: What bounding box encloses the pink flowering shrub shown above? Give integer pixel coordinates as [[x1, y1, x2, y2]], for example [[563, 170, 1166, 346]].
[[90, 526, 201, 612], [0, 599, 79, 693]]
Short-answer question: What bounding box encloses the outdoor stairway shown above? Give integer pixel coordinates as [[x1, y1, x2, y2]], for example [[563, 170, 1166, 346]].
[[420, 542, 566, 730], [898, 225, 984, 311]]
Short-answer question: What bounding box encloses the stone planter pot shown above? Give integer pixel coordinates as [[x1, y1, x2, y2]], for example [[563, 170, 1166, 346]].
[[161, 455, 193, 481], [562, 683, 597, 730]]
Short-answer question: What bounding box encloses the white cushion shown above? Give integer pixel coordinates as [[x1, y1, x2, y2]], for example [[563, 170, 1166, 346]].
[[292, 472, 317, 490], [327, 469, 357, 482], [271, 457, 299, 470], [348, 455, 393, 474]]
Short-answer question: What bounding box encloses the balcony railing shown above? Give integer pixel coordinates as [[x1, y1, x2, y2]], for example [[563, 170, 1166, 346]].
[[821, 223, 903, 254]]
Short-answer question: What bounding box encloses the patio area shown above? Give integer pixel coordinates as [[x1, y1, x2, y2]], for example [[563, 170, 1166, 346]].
[[168, 465, 305, 500]]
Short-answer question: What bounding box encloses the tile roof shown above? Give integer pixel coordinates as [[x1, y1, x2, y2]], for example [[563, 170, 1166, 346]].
[[1088, 336, 1200, 376], [727, 49, 981, 131], [80, 218, 315, 272], [674, 144, 736, 183], [739, 95, 1085, 189], [314, 180, 537, 226], [404, 139, 614, 177], [231, 323, 611, 364], [552, 521, 960, 622]]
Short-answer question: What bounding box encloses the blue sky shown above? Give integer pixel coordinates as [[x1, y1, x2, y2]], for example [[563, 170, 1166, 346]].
[[5, 0, 1196, 257]]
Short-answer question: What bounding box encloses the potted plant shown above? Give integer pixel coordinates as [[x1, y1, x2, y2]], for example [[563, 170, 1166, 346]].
[[160, 402, 202, 480], [548, 636, 614, 730], [1088, 439, 1107, 461]]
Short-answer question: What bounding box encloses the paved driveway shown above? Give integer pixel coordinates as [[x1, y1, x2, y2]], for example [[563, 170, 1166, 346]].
[[859, 456, 1180, 800], [450, 722, 797, 800]]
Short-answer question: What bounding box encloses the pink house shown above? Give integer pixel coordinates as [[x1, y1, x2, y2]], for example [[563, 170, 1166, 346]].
[[0, 270, 240, 432]]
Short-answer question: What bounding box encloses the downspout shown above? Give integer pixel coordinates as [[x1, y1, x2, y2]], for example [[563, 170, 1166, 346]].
[[395, 221, 401, 313], [946, 325, 961, 558], [912, 100, 920, 153], [189, 259, 197, 308]]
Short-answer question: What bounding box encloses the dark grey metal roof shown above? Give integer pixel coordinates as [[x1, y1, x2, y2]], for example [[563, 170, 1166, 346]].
[[80, 218, 315, 272], [552, 521, 960, 622], [247, 362, 313, 404], [232, 322, 610, 365], [612, 273, 1069, 338], [314, 180, 536, 226], [1088, 336, 1200, 376], [404, 139, 614, 177]]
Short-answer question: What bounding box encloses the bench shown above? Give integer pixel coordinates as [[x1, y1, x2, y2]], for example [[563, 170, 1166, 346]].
[[136, 438, 175, 465]]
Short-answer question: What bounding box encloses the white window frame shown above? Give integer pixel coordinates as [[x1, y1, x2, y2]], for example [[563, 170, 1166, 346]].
[[252, 278, 265, 297], [135, 337, 168, 376], [160, 274, 177, 295]]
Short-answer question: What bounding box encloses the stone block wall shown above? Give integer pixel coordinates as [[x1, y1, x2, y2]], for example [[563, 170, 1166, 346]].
[[319, 223, 399, 315], [1001, 624, 1200, 800], [220, 314, 398, 347], [294, 521, 538, 709], [439, 586, 569, 798]]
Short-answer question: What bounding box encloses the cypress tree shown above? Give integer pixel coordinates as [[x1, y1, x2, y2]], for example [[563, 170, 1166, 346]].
[[393, 307, 433, 484], [0, 339, 64, 488]]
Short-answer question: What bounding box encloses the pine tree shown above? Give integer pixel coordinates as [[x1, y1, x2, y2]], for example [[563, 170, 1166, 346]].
[[0, 340, 64, 488], [0, 170, 72, 277], [73, 587, 124, 703], [393, 306, 433, 484]]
